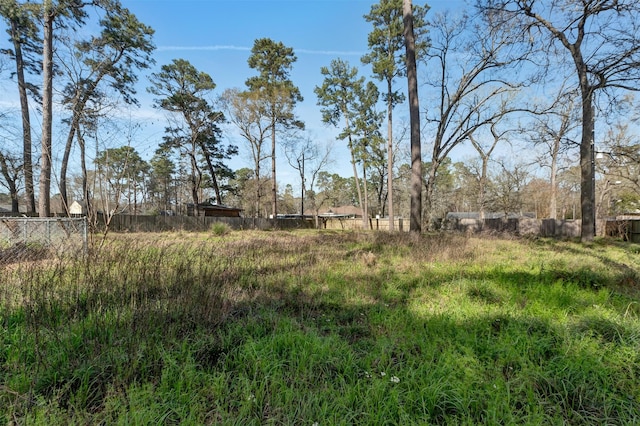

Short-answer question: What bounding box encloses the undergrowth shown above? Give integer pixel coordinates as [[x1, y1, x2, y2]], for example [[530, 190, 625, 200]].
[[1, 230, 639, 424]]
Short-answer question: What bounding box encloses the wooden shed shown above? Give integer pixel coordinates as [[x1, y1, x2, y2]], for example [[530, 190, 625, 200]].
[[187, 202, 243, 217]]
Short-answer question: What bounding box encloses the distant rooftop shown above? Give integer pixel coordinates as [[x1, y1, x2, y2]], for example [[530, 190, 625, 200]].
[[446, 212, 536, 220], [318, 205, 362, 217]]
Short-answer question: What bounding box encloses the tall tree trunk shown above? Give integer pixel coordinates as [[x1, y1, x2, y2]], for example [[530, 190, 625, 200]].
[[568, 43, 595, 241], [299, 152, 304, 216], [580, 90, 595, 240], [59, 117, 78, 214], [61, 78, 103, 212], [343, 111, 365, 224], [386, 79, 394, 231], [255, 165, 261, 218], [6, 174, 19, 213], [10, 20, 36, 213], [10, 183, 19, 212], [338, 110, 365, 221], [126, 175, 132, 213], [251, 142, 262, 217], [164, 177, 169, 212], [200, 145, 222, 204], [549, 135, 559, 220], [479, 156, 488, 221], [133, 180, 138, 216], [348, 141, 364, 224], [403, 0, 421, 233], [189, 150, 200, 216], [271, 121, 277, 219], [424, 160, 438, 228], [376, 172, 385, 216], [362, 162, 369, 229], [39, 1, 54, 217], [77, 126, 91, 216]]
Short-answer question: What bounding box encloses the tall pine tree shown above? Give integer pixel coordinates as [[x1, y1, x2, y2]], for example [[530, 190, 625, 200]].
[[246, 38, 303, 219], [362, 0, 428, 230]]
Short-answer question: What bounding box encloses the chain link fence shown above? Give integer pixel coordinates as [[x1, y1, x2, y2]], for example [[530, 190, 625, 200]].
[[0, 217, 88, 266]]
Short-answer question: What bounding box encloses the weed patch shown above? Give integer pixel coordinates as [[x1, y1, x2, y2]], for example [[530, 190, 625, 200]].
[[1, 231, 639, 423]]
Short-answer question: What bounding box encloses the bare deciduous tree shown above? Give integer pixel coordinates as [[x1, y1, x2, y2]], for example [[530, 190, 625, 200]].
[[596, 123, 640, 217], [488, 160, 530, 217], [283, 133, 333, 219], [468, 119, 515, 220], [422, 10, 531, 227], [480, 0, 640, 240], [525, 89, 580, 220], [0, 119, 23, 212], [221, 88, 271, 217]]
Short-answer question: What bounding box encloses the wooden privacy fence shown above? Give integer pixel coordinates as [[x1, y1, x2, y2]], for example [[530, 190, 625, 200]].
[[95, 214, 314, 232], [320, 216, 582, 237], [320, 217, 407, 232], [445, 217, 581, 237], [100, 215, 406, 233], [47, 213, 640, 241]]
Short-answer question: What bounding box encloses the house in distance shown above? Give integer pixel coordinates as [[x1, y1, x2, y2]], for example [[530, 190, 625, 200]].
[[186, 200, 242, 218]]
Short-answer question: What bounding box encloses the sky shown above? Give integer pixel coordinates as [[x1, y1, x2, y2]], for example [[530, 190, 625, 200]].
[[0, 0, 470, 193], [122, 0, 377, 182], [117, 0, 467, 187]]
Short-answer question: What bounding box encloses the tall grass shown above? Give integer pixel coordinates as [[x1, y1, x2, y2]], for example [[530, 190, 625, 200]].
[[1, 230, 639, 424]]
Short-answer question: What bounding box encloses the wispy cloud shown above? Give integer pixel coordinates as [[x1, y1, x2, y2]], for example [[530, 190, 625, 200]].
[[297, 48, 364, 56], [157, 45, 251, 52], [157, 45, 363, 56]]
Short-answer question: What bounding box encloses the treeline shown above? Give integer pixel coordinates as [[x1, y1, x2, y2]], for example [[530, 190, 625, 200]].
[[1, 0, 639, 242]]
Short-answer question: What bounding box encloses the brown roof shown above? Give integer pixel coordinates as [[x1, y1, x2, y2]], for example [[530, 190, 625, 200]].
[[318, 205, 362, 217]]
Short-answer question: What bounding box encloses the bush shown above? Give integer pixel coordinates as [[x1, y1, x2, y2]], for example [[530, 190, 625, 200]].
[[211, 222, 231, 236]]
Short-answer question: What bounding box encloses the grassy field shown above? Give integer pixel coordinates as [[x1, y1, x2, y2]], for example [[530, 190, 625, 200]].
[[1, 229, 640, 425]]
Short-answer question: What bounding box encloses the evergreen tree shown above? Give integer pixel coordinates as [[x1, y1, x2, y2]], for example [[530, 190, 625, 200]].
[[362, 0, 428, 229], [0, 0, 41, 213], [58, 1, 155, 210], [148, 59, 234, 213], [246, 38, 303, 219]]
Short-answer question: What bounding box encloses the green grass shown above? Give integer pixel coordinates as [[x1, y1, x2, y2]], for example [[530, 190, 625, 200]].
[[1, 230, 640, 424]]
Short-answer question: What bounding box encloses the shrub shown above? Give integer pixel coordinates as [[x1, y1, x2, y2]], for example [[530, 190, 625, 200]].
[[211, 222, 231, 236]]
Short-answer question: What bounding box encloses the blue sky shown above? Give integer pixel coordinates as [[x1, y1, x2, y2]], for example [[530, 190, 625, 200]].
[[124, 0, 376, 179], [0, 0, 471, 192], [121, 0, 466, 186]]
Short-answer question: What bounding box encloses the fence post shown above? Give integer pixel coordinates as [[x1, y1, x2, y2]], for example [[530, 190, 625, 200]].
[[82, 217, 88, 254]]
